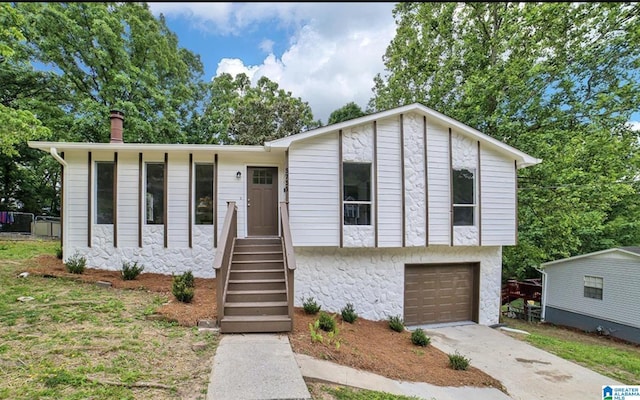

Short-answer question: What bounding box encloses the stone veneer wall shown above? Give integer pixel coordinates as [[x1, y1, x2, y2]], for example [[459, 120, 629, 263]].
[[294, 245, 502, 325], [452, 132, 479, 246], [69, 224, 217, 278]]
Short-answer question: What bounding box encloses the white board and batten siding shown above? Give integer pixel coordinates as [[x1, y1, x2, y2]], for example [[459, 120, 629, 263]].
[[545, 254, 640, 328], [117, 152, 139, 246], [167, 152, 189, 248], [480, 146, 517, 245], [376, 117, 403, 247], [64, 151, 89, 248], [288, 133, 340, 246]]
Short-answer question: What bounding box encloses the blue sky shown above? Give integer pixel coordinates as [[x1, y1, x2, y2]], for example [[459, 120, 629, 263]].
[[148, 3, 397, 124], [148, 3, 639, 129]]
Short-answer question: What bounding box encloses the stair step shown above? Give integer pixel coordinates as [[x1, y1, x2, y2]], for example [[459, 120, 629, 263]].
[[231, 260, 285, 270], [229, 269, 285, 280], [219, 315, 292, 333], [226, 289, 287, 302], [235, 238, 281, 246], [232, 251, 283, 261], [224, 301, 288, 316], [228, 279, 286, 290], [234, 244, 283, 252]]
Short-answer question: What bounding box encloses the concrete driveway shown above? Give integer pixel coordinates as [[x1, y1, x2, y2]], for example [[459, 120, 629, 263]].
[[425, 324, 623, 400]]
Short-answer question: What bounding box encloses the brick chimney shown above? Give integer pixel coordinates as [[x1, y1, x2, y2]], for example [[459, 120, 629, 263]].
[[109, 110, 124, 143]]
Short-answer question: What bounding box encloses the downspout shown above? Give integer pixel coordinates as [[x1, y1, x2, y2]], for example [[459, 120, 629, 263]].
[[50, 147, 68, 168], [535, 267, 547, 321]]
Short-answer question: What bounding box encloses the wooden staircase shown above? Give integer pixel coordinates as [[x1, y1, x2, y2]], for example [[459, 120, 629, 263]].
[[219, 237, 293, 333]]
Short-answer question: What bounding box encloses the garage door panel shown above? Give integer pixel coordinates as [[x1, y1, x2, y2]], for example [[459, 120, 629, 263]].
[[404, 263, 478, 326]]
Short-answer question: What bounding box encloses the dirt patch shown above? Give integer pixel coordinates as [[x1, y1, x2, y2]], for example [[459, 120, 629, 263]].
[[26, 255, 217, 326], [27, 255, 505, 390]]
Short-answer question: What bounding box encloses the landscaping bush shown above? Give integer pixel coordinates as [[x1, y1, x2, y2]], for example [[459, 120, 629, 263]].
[[65, 252, 86, 274], [172, 271, 195, 303], [318, 311, 336, 332], [448, 351, 470, 370], [388, 315, 405, 332], [121, 261, 144, 281], [55, 246, 63, 260], [411, 328, 430, 347], [340, 303, 358, 323], [302, 297, 321, 314]]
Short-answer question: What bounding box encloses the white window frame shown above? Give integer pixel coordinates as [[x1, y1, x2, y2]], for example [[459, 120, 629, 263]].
[[343, 162, 372, 226], [452, 168, 476, 226], [583, 275, 603, 300]]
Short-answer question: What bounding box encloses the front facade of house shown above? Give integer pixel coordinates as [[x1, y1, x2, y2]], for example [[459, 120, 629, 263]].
[[541, 247, 640, 344], [29, 103, 540, 327]]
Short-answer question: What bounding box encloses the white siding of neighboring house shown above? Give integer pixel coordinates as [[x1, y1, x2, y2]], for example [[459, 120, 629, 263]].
[[288, 133, 340, 246], [545, 253, 640, 328], [377, 116, 403, 247], [426, 118, 451, 245], [480, 145, 517, 245]]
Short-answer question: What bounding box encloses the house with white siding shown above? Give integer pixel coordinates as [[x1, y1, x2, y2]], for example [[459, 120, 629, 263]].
[[540, 247, 640, 344], [29, 103, 541, 333]]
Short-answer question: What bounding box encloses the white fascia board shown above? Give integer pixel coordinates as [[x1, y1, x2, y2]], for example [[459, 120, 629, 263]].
[[540, 248, 640, 268], [28, 141, 270, 154]]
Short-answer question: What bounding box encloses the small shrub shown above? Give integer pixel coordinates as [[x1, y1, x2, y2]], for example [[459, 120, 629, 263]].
[[121, 261, 144, 281], [302, 297, 321, 314], [172, 271, 195, 303], [318, 311, 336, 332], [388, 315, 405, 332], [55, 246, 63, 259], [448, 351, 470, 370], [411, 328, 430, 347], [65, 252, 86, 274], [340, 303, 358, 323]]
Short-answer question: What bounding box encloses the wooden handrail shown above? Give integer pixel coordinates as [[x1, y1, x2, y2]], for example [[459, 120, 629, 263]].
[[280, 202, 296, 270], [214, 201, 237, 326], [280, 202, 296, 323]]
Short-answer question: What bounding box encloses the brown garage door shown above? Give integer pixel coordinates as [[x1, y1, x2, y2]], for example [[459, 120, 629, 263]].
[[404, 263, 479, 326]]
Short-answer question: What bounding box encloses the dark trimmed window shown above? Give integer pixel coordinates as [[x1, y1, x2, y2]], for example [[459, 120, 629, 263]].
[[195, 164, 214, 225], [96, 162, 114, 224], [453, 168, 475, 226], [146, 163, 165, 225], [584, 276, 603, 300], [343, 163, 371, 225]]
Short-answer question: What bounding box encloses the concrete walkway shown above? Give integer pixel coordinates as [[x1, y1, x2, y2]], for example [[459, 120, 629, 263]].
[[296, 353, 512, 400], [425, 324, 623, 400], [207, 334, 311, 400]]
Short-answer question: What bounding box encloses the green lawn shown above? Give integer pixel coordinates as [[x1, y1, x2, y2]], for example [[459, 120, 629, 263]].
[[0, 239, 218, 399], [502, 317, 640, 384], [307, 382, 425, 400]]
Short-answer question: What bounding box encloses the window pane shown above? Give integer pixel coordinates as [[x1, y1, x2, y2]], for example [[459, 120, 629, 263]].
[[453, 206, 474, 226], [584, 286, 603, 300], [96, 162, 114, 224], [453, 169, 474, 204], [343, 163, 371, 201], [195, 164, 214, 225], [146, 163, 164, 225], [344, 204, 371, 225]]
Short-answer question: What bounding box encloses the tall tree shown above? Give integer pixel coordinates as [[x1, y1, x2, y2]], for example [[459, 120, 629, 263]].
[[370, 3, 640, 279], [189, 73, 318, 145], [14, 2, 204, 144], [328, 102, 367, 125]]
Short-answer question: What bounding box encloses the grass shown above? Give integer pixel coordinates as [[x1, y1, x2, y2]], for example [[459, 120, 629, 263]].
[[0, 239, 218, 399], [502, 317, 640, 384], [309, 383, 425, 400]]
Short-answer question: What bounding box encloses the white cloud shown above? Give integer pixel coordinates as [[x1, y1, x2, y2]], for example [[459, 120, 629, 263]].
[[149, 2, 397, 123], [629, 121, 640, 132]]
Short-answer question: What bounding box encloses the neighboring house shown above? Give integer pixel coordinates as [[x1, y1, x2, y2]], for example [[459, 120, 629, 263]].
[[540, 247, 640, 344], [29, 103, 540, 332]]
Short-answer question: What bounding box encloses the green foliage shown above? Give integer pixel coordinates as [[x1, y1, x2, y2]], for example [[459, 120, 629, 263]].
[[318, 311, 337, 332], [65, 252, 86, 274], [121, 261, 144, 281], [448, 351, 470, 370], [328, 102, 366, 125], [321, 385, 422, 400], [410, 328, 430, 347], [308, 319, 342, 350], [370, 3, 640, 278], [189, 73, 319, 145], [55, 245, 63, 259], [302, 297, 321, 314], [388, 315, 405, 332], [341, 303, 358, 323], [172, 271, 195, 303]]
